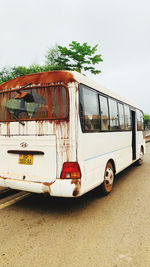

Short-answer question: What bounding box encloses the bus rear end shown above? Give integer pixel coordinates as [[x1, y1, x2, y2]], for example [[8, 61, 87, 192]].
[[0, 71, 81, 197]]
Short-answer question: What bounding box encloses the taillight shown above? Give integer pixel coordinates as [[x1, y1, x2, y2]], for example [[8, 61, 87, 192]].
[[60, 162, 81, 179]]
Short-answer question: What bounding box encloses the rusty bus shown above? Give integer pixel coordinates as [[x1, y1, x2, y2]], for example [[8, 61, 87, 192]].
[[0, 71, 145, 197]]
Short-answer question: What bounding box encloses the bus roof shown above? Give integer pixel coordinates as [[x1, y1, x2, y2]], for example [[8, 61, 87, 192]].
[[72, 71, 140, 109], [0, 70, 140, 109]]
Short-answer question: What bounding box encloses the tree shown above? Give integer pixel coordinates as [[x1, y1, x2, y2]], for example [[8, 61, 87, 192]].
[[0, 41, 103, 84], [144, 114, 150, 129], [45, 41, 103, 74], [0, 65, 35, 84], [45, 44, 60, 68], [0, 66, 13, 84], [0, 64, 53, 84]]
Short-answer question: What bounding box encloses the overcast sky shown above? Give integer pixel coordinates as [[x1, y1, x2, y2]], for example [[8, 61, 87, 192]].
[[0, 0, 150, 113]]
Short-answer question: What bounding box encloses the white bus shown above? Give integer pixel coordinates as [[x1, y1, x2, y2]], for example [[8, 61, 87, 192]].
[[0, 71, 145, 197]]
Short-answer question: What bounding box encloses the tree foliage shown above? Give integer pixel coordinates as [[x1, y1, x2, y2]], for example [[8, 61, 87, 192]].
[[0, 41, 103, 84], [45, 44, 60, 68], [45, 41, 103, 74], [0, 65, 53, 84], [144, 114, 150, 128]]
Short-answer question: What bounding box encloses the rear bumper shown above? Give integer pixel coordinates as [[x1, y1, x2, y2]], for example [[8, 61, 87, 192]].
[[0, 177, 81, 197]]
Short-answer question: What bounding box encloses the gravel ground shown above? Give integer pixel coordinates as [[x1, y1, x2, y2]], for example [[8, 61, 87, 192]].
[[0, 143, 150, 267]]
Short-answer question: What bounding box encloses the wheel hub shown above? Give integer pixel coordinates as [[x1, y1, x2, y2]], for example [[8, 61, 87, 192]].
[[106, 168, 113, 185]]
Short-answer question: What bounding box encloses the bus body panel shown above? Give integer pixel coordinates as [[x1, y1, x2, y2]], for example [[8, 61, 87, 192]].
[[0, 71, 145, 197], [78, 131, 133, 194], [136, 131, 145, 157], [0, 135, 56, 183], [0, 177, 79, 197], [0, 82, 80, 197]]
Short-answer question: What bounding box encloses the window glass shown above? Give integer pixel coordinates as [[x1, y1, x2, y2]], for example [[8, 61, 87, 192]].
[[118, 103, 125, 129], [109, 98, 119, 130], [0, 86, 68, 121], [137, 110, 144, 131], [99, 95, 109, 130], [124, 105, 131, 130], [79, 85, 100, 132]]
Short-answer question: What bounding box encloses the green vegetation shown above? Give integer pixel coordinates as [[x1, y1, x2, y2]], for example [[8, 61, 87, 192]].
[[144, 114, 150, 128], [45, 41, 103, 74], [0, 41, 103, 84], [0, 65, 54, 84]]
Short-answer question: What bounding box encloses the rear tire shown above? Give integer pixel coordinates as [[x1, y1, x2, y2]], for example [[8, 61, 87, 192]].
[[100, 162, 114, 196]]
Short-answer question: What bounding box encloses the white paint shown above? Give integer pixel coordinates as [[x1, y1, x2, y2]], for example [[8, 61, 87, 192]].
[[0, 72, 145, 197], [0, 135, 56, 183]]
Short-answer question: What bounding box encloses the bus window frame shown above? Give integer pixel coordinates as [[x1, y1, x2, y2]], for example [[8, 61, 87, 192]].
[[0, 84, 69, 123], [99, 94, 110, 131], [117, 102, 125, 130], [79, 83, 138, 133], [137, 109, 144, 131], [79, 84, 101, 133]]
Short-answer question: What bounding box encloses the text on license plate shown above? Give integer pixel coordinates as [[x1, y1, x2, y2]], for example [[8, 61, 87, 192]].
[[19, 154, 33, 165]]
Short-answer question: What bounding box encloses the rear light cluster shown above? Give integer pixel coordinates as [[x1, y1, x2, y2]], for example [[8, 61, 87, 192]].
[[60, 162, 81, 179]]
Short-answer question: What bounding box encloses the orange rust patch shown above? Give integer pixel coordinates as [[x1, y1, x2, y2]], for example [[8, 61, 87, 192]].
[[0, 71, 76, 90], [0, 176, 7, 180], [42, 182, 54, 194], [71, 179, 81, 197], [43, 182, 53, 187]]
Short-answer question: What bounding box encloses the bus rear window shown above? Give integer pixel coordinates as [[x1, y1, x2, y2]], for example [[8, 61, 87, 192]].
[[0, 86, 68, 121]]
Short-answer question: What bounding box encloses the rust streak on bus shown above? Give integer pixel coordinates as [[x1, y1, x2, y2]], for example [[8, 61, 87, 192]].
[[71, 179, 81, 197], [42, 182, 54, 194], [43, 182, 53, 187], [0, 71, 76, 90], [0, 176, 7, 180]]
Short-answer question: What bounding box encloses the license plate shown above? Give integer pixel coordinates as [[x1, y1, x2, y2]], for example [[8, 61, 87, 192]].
[[19, 154, 33, 165]]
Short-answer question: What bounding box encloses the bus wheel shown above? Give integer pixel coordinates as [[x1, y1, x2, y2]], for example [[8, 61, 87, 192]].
[[137, 148, 144, 166], [101, 162, 114, 196]]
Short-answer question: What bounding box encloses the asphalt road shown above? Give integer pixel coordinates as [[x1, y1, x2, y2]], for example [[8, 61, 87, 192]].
[[0, 143, 150, 267]]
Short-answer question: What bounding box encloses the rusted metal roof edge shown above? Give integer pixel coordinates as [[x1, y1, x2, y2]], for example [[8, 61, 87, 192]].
[[0, 71, 77, 91], [0, 70, 140, 109]]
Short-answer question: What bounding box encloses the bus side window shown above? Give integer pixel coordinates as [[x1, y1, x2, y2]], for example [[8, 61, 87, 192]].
[[99, 95, 109, 131], [109, 98, 119, 130], [137, 110, 144, 131], [124, 105, 132, 130], [141, 112, 144, 130], [118, 103, 125, 130], [79, 85, 100, 132]]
